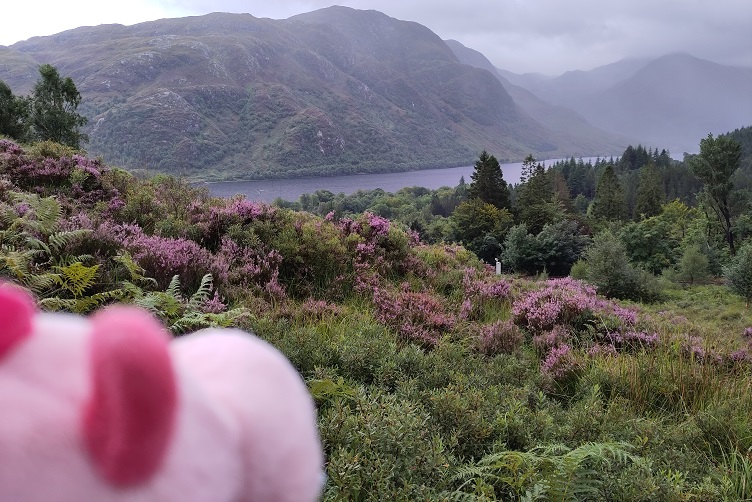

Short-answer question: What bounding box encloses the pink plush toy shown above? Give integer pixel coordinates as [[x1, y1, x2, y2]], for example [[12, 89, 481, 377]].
[[0, 285, 324, 501]]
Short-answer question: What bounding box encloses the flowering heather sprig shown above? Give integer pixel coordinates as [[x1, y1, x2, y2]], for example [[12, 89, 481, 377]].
[[0, 138, 23, 156], [123, 233, 213, 288], [462, 267, 511, 301], [406, 229, 421, 246], [108, 196, 126, 211], [363, 212, 390, 238], [729, 349, 752, 365], [373, 284, 455, 349], [540, 344, 578, 380], [513, 277, 638, 334], [743, 327, 752, 339], [533, 325, 571, 355], [681, 335, 706, 361], [459, 299, 474, 320], [300, 298, 343, 319], [202, 291, 227, 314], [605, 331, 659, 351], [588, 344, 618, 357], [475, 320, 523, 356], [72, 155, 103, 178], [212, 237, 286, 299]]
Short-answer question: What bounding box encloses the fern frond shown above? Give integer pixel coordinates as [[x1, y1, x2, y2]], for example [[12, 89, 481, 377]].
[[165, 275, 183, 300], [9, 192, 61, 233], [187, 273, 213, 311], [53, 262, 100, 298], [114, 252, 157, 287], [71, 289, 123, 314], [48, 229, 93, 254], [38, 297, 76, 312]]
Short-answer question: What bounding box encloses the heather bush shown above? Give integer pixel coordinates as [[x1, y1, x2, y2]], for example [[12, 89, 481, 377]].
[[373, 283, 455, 349], [474, 320, 524, 356]]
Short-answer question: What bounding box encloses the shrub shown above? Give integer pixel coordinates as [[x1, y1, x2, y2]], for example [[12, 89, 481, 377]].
[[725, 242, 752, 305], [474, 320, 524, 356], [583, 231, 663, 302]]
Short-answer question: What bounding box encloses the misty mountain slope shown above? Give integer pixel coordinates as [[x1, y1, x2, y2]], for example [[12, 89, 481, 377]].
[[500, 52, 752, 154], [1, 9, 626, 179], [445, 39, 629, 156], [576, 53, 752, 153], [516, 57, 651, 109]]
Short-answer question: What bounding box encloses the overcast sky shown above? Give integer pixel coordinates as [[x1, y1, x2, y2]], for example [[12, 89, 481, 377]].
[[3, 0, 751, 75]]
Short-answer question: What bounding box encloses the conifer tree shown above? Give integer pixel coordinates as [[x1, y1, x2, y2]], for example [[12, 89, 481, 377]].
[[590, 165, 627, 221], [517, 161, 556, 234], [634, 163, 664, 219], [468, 150, 510, 210], [0, 81, 29, 140]]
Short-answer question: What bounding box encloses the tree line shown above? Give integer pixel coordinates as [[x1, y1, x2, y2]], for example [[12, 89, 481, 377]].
[[286, 126, 751, 303]]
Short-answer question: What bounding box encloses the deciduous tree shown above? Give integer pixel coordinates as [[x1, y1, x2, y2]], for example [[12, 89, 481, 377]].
[[29, 64, 88, 149], [689, 133, 742, 254]]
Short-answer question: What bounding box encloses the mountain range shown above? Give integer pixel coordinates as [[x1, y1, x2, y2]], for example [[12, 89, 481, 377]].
[[0, 7, 748, 179], [498, 53, 752, 156]]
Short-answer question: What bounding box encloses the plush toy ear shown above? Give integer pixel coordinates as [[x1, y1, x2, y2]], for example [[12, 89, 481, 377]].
[[83, 307, 177, 487], [0, 285, 34, 360]]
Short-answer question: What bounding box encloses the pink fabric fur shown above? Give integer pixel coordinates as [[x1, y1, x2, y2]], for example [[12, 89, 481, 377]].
[[0, 286, 324, 501]]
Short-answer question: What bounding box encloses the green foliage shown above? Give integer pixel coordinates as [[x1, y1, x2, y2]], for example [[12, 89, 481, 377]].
[[447, 441, 647, 501], [3, 134, 752, 500], [590, 165, 627, 222], [676, 245, 709, 286], [690, 133, 743, 254], [320, 390, 451, 500], [0, 80, 29, 140], [517, 158, 559, 234], [468, 150, 511, 210], [502, 221, 589, 276], [28, 64, 88, 149], [634, 163, 664, 219], [619, 217, 679, 274], [133, 274, 247, 335], [724, 242, 752, 304], [451, 199, 513, 263], [582, 231, 662, 302]]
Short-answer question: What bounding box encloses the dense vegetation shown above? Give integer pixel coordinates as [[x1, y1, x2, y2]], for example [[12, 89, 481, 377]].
[[2, 125, 752, 499]]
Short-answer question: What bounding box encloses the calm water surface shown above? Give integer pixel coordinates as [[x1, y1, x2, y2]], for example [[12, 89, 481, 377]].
[[204, 158, 604, 203]]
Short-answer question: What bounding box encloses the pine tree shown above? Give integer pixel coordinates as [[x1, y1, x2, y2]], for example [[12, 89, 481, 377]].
[[468, 150, 510, 210], [517, 162, 556, 234], [634, 163, 664, 219], [590, 165, 627, 221]]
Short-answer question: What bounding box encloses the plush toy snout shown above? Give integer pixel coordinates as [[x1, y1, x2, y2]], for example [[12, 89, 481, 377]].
[[0, 286, 324, 501]]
